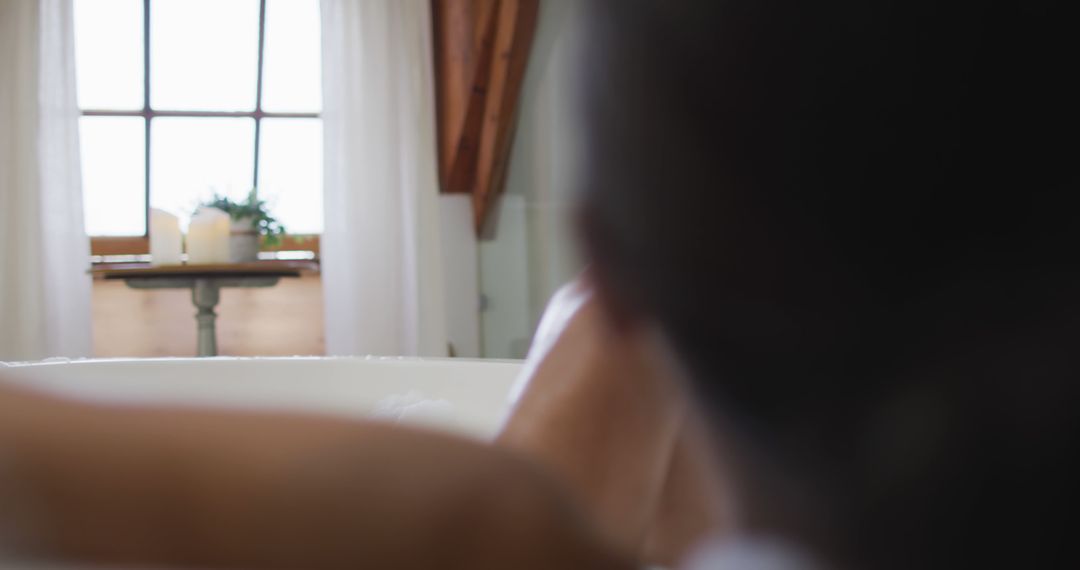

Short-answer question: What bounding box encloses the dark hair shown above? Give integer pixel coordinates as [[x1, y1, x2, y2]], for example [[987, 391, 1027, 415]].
[[579, 1, 1079, 567]]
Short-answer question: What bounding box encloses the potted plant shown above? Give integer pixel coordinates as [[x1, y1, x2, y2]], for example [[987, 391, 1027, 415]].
[[198, 190, 286, 263]]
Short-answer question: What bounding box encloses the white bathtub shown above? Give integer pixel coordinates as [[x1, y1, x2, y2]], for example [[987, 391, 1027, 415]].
[[0, 357, 524, 440]]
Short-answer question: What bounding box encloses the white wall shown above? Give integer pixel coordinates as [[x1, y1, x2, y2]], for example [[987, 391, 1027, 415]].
[[478, 194, 533, 358], [478, 1, 585, 358], [438, 194, 481, 358]]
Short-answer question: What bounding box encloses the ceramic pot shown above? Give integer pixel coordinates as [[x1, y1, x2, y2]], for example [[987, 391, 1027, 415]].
[[229, 217, 260, 262]]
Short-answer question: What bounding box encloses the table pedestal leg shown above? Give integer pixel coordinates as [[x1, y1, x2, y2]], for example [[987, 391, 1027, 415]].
[[124, 275, 281, 358], [192, 279, 221, 357]]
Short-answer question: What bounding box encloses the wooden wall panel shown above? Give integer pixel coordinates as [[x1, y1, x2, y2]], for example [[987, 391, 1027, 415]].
[[92, 274, 325, 357]]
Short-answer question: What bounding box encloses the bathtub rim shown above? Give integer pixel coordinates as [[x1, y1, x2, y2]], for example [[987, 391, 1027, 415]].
[[1, 355, 525, 369]]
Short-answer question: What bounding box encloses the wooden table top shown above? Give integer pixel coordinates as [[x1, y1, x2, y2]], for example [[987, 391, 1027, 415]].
[[93, 260, 319, 280]]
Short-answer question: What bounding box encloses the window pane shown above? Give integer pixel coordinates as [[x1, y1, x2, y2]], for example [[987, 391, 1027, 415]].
[[258, 119, 323, 234], [262, 0, 322, 112], [150, 0, 259, 111], [151, 117, 255, 228], [80, 117, 146, 236], [74, 0, 143, 110]]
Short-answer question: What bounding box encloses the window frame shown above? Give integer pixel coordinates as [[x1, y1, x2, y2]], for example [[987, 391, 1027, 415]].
[[83, 0, 321, 257]]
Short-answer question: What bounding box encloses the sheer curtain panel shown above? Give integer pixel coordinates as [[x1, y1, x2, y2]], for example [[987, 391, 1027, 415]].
[[320, 0, 449, 356], [0, 0, 93, 361]]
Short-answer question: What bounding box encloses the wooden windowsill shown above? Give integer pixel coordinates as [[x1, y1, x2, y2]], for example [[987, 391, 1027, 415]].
[[90, 236, 149, 256], [90, 235, 321, 257]]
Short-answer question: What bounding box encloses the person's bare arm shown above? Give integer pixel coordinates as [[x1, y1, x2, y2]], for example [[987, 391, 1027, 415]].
[[0, 382, 630, 569], [497, 281, 688, 556], [497, 280, 734, 565], [642, 412, 736, 565]]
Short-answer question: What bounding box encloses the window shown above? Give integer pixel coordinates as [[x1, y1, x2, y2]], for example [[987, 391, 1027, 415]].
[[74, 0, 323, 246]]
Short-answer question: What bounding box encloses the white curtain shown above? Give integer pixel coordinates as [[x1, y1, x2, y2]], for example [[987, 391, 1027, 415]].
[[0, 0, 93, 361], [320, 0, 448, 356]]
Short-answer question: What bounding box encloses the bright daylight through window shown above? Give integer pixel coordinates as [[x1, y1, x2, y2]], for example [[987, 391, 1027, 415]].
[[74, 0, 323, 238]]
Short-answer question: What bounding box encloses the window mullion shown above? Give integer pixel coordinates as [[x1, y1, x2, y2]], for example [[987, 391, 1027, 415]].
[[143, 0, 152, 237], [253, 0, 268, 193]]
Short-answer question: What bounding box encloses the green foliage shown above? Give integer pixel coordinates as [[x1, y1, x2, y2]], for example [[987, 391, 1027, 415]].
[[199, 190, 286, 247]]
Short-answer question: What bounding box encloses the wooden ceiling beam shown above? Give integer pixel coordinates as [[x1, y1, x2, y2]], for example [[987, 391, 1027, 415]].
[[432, 0, 539, 234]]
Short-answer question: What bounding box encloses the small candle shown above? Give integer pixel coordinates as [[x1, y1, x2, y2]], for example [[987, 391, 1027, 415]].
[[149, 208, 183, 266], [186, 207, 231, 264]]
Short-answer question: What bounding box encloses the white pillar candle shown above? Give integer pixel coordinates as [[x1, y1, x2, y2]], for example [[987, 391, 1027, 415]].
[[186, 207, 231, 265], [149, 208, 183, 266]]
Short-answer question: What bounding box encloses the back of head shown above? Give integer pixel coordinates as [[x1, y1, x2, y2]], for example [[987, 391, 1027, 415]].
[[578, 1, 1079, 567]]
